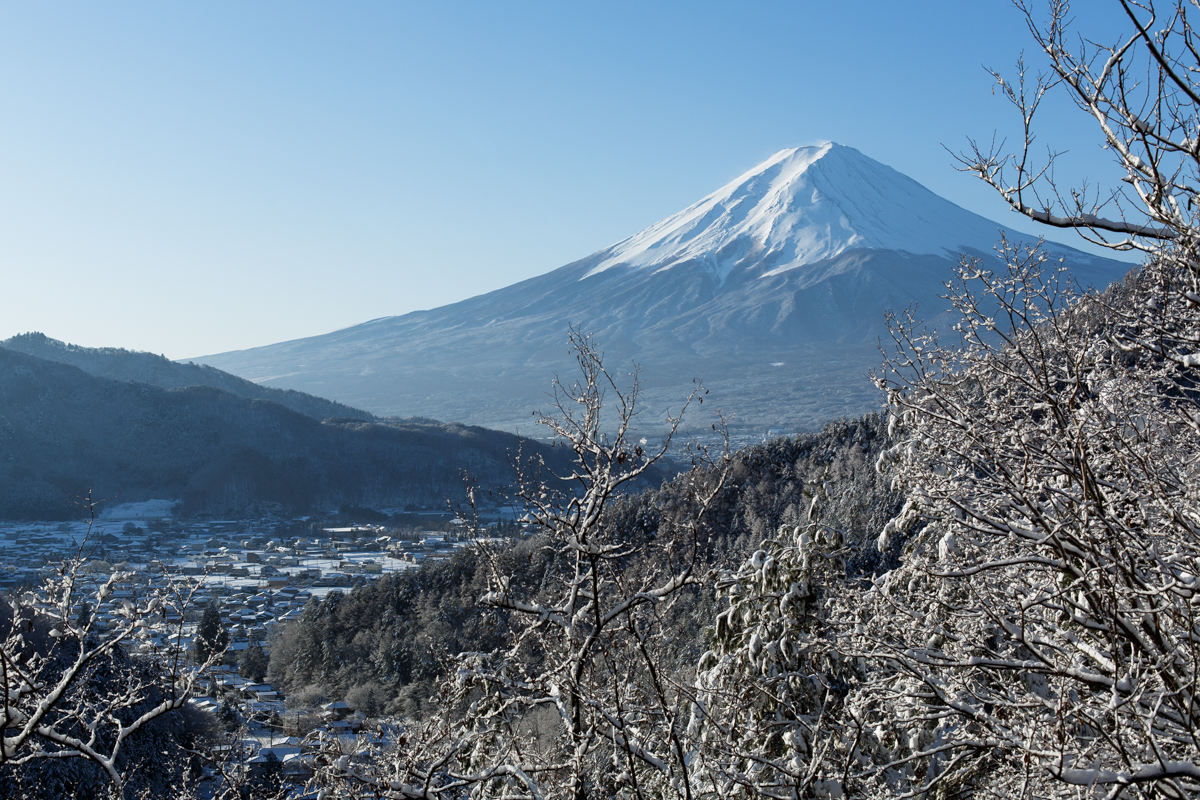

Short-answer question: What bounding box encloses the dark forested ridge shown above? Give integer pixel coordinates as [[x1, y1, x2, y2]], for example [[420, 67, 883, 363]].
[[265, 415, 900, 715], [2, 332, 375, 422], [0, 346, 570, 519]]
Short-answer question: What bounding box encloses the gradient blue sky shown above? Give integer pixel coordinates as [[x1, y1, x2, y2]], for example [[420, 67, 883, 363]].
[[0, 1, 1137, 358]]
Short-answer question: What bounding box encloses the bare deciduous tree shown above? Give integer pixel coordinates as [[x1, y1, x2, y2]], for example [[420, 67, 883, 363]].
[[693, 4, 1200, 797], [307, 330, 730, 800], [823, 3, 1200, 794], [854, 241, 1200, 797], [957, 0, 1197, 252], [0, 515, 220, 796]]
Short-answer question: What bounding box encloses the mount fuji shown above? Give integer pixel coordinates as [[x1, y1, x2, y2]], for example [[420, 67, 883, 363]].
[[196, 143, 1130, 434]]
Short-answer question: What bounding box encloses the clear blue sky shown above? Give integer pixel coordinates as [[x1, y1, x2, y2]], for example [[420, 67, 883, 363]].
[[0, 1, 1136, 358]]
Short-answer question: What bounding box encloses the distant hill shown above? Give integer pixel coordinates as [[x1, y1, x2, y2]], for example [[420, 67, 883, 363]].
[[196, 143, 1132, 434], [0, 346, 569, 520], [2, 332, 374, 423]]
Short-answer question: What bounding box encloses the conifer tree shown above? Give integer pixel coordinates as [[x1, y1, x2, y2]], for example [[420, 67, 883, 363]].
[[239, 642, 268, 683], [196, 601, 228, 663]]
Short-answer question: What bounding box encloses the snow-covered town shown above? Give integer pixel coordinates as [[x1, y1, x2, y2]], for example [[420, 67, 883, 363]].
[[0, 520, 470, 601], [0, 502, 525, 793]]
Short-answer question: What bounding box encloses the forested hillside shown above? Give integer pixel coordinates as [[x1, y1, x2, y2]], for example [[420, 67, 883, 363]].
[[265, 415, 900, 716], [0, 346, 570, 518], [281, 249, 1200, 799]]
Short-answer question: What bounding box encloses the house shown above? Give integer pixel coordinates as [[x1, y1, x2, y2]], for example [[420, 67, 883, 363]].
[[281, 751, 314, 780], [258, 745, 301, 761], [246, 685, 279, 703], [322, 701, 351, 720], [188, 697, 219, 714], [248, 745, 303, 776], [217, 674, 250, 692], [328, 719, 355, 734]]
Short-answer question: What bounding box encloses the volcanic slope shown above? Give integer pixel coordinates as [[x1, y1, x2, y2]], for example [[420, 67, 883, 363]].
[[196, 143, 1131, 434]]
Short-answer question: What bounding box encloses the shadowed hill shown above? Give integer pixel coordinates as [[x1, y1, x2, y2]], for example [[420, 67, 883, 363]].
[[0, 347, 569, 520], [2, 332, 374, 422]]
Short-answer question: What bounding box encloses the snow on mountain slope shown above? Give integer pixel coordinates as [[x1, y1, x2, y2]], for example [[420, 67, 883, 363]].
[[587, 143, 1012, 282], [195, 144, 1132, 434]]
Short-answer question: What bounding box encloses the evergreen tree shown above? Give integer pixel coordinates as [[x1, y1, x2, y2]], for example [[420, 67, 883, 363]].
[[238, 642, 268, 683], [196, 601, 228, 663], [216, 699, 238, 732], [252, 751, 284, 798]]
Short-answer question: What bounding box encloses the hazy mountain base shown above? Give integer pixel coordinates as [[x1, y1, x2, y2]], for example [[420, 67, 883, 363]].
[[199, 246, 1125, 436], [0, 347, 572, 519], [264, 414, 899, 717]]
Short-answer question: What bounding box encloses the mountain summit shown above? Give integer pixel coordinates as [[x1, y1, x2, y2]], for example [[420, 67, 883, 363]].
[[196, 144, 1130, 434], [589, 143, 1011, 283]]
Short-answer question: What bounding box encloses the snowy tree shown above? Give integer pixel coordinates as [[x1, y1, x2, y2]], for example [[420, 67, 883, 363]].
[[849, 243, 1200, 797], [830, 2, 1200, 795], [691, 3, 1200, 798], [306, 329, 731, 800], [690, 428, 900, 799], [0, 520, 221, 796]]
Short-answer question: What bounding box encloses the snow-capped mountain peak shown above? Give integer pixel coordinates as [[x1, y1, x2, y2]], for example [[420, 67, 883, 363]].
[[586, 142, 1008, 282], [196, 143, 1127, 435]]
